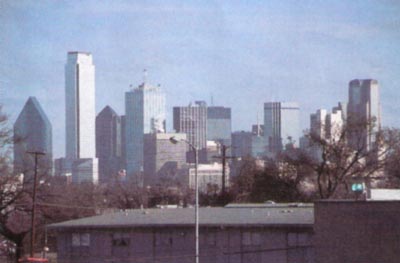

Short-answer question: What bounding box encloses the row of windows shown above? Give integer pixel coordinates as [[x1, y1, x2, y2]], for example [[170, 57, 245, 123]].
[[71, 231, 311, 248]]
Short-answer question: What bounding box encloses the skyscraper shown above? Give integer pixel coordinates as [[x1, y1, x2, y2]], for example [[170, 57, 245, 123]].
[[264, 102, 300, 153], [143, 133, 187, 186], [207, 106, 232, 146], [65, 51, 98, 183], [96, 105, 122, 183], [125, 82, 166, 184], [173, 101, 207, 162], [347, 79, 381, 150], [14, 97, 52, 183]]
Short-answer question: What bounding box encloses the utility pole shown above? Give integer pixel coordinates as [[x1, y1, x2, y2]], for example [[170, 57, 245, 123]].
[[27, 151, 45, 258], [213, 144, 234, 195]]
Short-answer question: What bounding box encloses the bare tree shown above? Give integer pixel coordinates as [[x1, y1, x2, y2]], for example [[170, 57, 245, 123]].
[[288, 118, 400, 199]]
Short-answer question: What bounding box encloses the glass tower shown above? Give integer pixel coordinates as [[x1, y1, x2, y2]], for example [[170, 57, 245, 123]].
[[125, 82, 166, 184], [264, 102, 300, 153]]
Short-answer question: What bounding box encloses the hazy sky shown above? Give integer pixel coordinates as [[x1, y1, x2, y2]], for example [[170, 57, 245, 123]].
[[1, 0, 399, 158]]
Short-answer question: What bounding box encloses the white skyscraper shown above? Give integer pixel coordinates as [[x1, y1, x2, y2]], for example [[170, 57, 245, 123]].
[[125, 81, 166, 185], [65, 52, 98, 183]]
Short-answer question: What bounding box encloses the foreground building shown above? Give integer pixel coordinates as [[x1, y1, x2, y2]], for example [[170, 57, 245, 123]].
[[49, 203, 314, 263], [314, 200, 400, 263]]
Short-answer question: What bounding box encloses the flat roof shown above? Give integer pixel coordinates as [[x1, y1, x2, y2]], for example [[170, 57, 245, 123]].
[[48, 204, 314, 230]]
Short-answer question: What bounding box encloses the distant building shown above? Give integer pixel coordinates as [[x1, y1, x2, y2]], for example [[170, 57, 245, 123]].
[[65, 52, 98, 183], [314, 200, 400, 263], [252, 124, 264, 136], [232, 131, 265, 158], [207, 106, 232, 146], [13, 97, 52, 184], [143, 133, 187, 186], [71, 158, 99, 184], [181, 162, 229, 193], [125, 82, 166, 185], [347, 79, 381, 151], [120, 115, 126, 169], [173, 101, 207, 163], [310, 109, 327, 139], [49, 203, 314, 263], [231, 131, 252, 158], [54, 157, 72, 177], [264, 102, 300, 153], [96, 106, 123, 183]]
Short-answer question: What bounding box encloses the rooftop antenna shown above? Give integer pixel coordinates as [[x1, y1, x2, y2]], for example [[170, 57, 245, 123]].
[[256, 111, 260, 136], [210, 93, 214, 106]]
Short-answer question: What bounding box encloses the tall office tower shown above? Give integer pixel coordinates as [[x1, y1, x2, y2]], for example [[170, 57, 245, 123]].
[[326, 108, 344, 140], [96, 106, 122, 183], [120, 115, 126, 169], [65, 51, 98, 183], [332, 102, 347, 123], [310, 109, 327, 139], [347, 79, 381, 150], [14, 97, 52, 184], [143, 133, 187, 186], [231, 131, 252, 158], [173, 101, 207, 163], [207, 106, 232, 146], [125, 82, 166, 184], [264, 102, 300, 153]]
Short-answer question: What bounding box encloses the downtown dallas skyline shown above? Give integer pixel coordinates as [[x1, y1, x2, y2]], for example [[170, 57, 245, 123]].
[[1, 1, 399, 158]]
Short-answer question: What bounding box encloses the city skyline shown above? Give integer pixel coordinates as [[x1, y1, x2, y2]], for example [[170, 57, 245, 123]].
[[1, 1, 399, 158]]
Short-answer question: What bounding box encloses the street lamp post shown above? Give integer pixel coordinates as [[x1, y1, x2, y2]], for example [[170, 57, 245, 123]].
[[169, 136, 199, 263]]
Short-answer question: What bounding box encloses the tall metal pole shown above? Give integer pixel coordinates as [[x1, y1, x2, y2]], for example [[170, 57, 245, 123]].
[[27, 151, 45, 258], [221, 145, 226, 195], [194, 146, 199, 263], [169, 137, 199, 263]]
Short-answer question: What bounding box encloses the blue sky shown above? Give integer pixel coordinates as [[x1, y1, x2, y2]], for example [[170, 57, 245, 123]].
[[1, 0, 399, 158]]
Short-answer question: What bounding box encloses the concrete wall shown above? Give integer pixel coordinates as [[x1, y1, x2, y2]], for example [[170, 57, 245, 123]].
[[56, 226, 313, 263]]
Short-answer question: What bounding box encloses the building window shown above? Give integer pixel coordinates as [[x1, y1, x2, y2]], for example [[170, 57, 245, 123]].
[[72, 233, 90, 247], [207, 232, 216, 246], [112, 233, 130, 247], [287, 232, 310, 247], [242, 232, 262, 246], [155, 232, 173, 246]]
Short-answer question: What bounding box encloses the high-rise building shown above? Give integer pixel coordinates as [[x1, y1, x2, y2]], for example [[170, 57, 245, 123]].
[[264, 102, 300, 153], [231, 131, 252, 158], [347, 79, 381, 151], [173, 101, 207, 163], [96, 106, 123, 183], [310, 109, 327, 139], [65, 52, 98, 183], [207, 106, 232, 146], [14, 97, 52, 184], [125, 82, 166, 184], [143, 133, 187, 186], [120, 115, 126, 169]]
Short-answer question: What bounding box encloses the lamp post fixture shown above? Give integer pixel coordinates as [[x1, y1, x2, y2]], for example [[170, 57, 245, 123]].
[[169, 136, 199, 263]]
